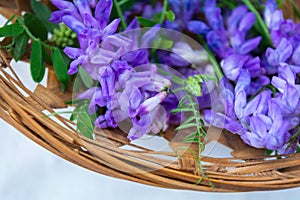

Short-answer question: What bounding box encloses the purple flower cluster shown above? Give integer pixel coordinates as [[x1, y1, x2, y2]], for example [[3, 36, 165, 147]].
[[204, 0, 300, 153], [78, 63, 170, 140], [49, 0, 300, 153], [165, 0, 200, 30], [188, 0, 261, 59], [50, 0, 172, 140]]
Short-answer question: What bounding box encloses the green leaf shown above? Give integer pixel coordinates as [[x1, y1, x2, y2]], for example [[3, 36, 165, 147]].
[[175, 123, 198, 131], [183, 116, 196, 124], [42, 46, 52, 64], [265, 149, 274, 156], [79, 66, 94, 88], [166, 10, 175, 22], [137, 17, 156, 27], [152, 13, 163, 23], [171, 107, 194, 114], [65, 98, 83, 105], [82, 103, 98, 122], [297, 145, 300, 153], [78, 109, 93, 128], [74, 103, 95, 139], [70, 113, 75, 121], [52, 48, 70, 91], [77, 121, 94, 139], [24, 13, 48, 41], [181, 103, 197, 109], [0, 23, 24, 37], [152, 37, 174, 51], [73, 74, 84, 93], [13, 31, 29, 61], [184, 137, 200, 143], [183, 132, 199, 143], [178, 96, 188, 108], [152, 38, 162, 50], [30, 0, 58, 33], [30, 40, 45, 83], [160, 38, 174, 49]]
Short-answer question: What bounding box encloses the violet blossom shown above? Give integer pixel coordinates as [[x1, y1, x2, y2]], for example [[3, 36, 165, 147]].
[[51, 0, 173, 140], [50, 0, 300, 153]]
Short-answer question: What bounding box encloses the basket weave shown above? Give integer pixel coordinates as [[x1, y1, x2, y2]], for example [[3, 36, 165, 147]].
[[1, 0, 300, 193]]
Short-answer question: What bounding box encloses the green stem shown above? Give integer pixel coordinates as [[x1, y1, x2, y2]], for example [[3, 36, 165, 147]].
[[171, 87, 185, 93], [247, 84, 276, 102], [17, 17, 54, 50], [185, 94, 212, 186], [158, 68, 185, 85], [198, 36, 224, 81], [159, 0, 168, 24], [113, 0, 127, 30], [242, 0, 273, 47], [118, 0, 130, 6], [186, 94, 206, 160]]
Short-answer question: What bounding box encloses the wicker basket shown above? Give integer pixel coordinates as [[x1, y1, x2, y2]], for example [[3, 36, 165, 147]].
[[1, 0, 300, 192]]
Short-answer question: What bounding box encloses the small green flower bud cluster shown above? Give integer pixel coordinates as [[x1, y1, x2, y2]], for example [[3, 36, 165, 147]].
[[185, 74, 215, 97], [50, 24, 77, 48]]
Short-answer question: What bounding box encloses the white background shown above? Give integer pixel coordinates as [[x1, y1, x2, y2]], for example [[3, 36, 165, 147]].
[[1, 14, 300, 200]]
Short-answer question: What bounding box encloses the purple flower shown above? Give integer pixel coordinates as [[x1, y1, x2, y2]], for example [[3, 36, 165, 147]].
[[264, 101, 291, 150], [137, 92, 167, 116], [204, 110, 246, 135], [188, 4, 259, 58], [167, 0, 200, 30], [266, 38, 293, 66], [50, 0, 81, 23], [206, 31, 229, 58], [234, 70, 251, 118], [98, 66, 115, 98], [204, 0, 224, 31], [249, 76, 270, 95], [264, 0, 277, 28], [243, 91, 271, 117], [95, 109, 117, 128], [227, 6, 248, 34], [51, 0, 121, 50], [244, 56, 262, 78], [221, 54, 249, 81], [292, 45, 300, 65], [188, 21, 210, 35], [127, 114, 151, 140], [78, 87, 106, 114], [238, 37, 262, 55]]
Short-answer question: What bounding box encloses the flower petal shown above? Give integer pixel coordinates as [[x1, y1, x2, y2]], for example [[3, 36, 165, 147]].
[[239, 37, 261, 54], [64, 47, 84, 59], [292, 45, 300, 65], [137, 92, 167, 115], [188, 21, 210, 35], [239, 12, 256, 32], [95, 0, 113, 29], [62, 15, 86, 34], [221, 54, 248, 81]]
